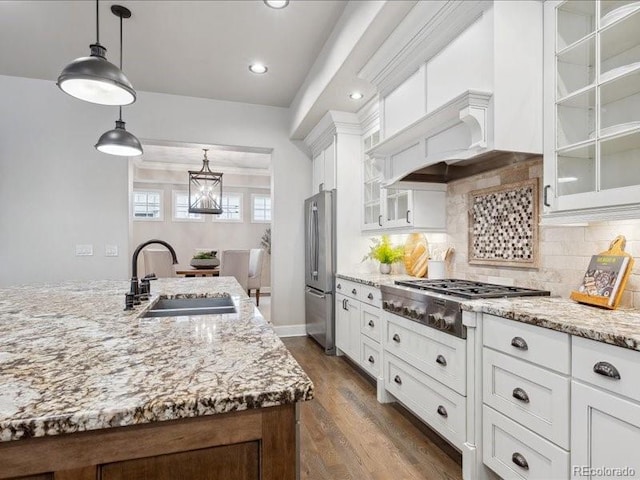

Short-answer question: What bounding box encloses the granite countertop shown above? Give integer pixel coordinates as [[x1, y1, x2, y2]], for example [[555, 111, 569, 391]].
[[462, 297, 640, 351], [336, 271, 415, 288], [0, 278, 314, 442]]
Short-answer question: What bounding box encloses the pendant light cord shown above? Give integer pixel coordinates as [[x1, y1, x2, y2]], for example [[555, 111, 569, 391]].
[[118, 6, 123, 121], [96, 0, 100, 43]]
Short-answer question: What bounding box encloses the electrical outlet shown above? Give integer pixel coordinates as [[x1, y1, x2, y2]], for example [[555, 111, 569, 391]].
[[75, 244, 93, 256], [105, 245, 119, 257]]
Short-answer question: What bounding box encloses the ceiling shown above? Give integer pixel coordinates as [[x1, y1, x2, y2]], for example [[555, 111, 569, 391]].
[[136, 141, 272, 176], [0, 0, 346, 108]]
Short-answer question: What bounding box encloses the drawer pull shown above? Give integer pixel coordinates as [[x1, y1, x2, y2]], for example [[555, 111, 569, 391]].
[[367, 293, 374, 300], [512, 452, 529, 470], [436, 355, 447, 366], [368, 355, 375, 364], [437, 405, 448, 418], [368, 320, 375, 327], [394, 375, 402, 385], [392, 333, 401, 343], [511, 336, 528, 351], [337, 283, 342, 290], [593, 361, 621, 380], [352, 288, 357, 295], [512, 387, 530, 403]]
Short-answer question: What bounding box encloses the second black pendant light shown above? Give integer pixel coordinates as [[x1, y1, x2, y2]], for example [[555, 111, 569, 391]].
[[95, 5, 143, 157]]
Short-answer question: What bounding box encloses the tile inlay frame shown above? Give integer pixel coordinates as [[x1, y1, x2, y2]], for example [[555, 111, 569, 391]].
[[468, 178, 539, 268]]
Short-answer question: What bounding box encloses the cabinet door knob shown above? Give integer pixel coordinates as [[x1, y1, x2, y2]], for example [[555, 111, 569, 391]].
[[352, 288, 357, 295], [437, 405, 448, 418], [367, 293, 374, 300], [436, 355, 447, 366], [337, 283, 342, 290], [392, 333, 401, 343], [368, 320, 375, 327], [394, 375, 402, 385], [512, 452, 529, 470], [593, 361, 621, 380], [511, 336, 528, 351], [512, 387, 530, 403], [368, 355, 375, 364], [543, 185, 551, 207]]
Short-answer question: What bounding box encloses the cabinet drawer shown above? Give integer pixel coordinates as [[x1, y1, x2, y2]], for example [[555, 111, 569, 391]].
[[360, 284, 381, 308], [361, 303, 381, 342], [483, 314, 570, 375], [483, 348, 570, 449], [360, 335, 380, 379], [385, 313, 466, 395], [335, 278, 369, 302], [483, 405, 569, 480], [385, 352, 465, 449], [572, 336, 640, 403]]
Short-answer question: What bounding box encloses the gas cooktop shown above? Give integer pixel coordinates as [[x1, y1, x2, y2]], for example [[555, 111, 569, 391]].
[[393, 278, 550, 299]]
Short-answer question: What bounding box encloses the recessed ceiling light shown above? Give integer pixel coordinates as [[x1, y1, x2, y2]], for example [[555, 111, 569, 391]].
[[349, 92, 364, 100], [249, 63, 268, 74], [264, 0, 289, 9]]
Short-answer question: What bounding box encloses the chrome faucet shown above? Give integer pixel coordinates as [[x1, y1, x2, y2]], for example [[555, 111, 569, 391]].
[[125, 239, 178, 310]]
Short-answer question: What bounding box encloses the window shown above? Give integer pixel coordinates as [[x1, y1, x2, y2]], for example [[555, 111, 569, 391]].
[[252, 194, 271, 223], [213, 193, 243, 222], [132, 190, 162, 220], [172, 191, 203, 221]]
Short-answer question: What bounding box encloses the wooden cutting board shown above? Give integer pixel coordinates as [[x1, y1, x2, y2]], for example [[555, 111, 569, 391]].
[[404, 233, 429, 277]]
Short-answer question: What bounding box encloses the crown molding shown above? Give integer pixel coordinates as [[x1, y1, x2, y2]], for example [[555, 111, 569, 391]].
[[303, 110, 362, 156], [358, 0, 490, 98]]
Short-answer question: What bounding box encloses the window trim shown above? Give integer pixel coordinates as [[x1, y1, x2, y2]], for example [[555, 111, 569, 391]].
[[132, 189, 164, 222], [172, 190, 205, 222], [212, 192, 244, 223], [251, 193, 272, 224]]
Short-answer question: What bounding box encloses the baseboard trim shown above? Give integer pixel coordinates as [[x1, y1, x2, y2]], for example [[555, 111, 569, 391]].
[[273, 324, 307, 338]]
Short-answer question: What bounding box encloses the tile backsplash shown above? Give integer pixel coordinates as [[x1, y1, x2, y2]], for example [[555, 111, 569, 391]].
[[445, 157, 640, 308]]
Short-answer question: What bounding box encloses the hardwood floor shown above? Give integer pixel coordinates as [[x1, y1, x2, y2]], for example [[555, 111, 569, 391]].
[[283, 337, 463, 480]]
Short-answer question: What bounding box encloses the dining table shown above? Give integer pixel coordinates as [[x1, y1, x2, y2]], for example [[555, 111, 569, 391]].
[[175, 266, 220, 277]]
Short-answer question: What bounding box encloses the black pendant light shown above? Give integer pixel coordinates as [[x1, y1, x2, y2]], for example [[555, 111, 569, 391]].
[[95, 5, 142, 157], [57, 1, 136, 106], [188, 149, 224, 215]]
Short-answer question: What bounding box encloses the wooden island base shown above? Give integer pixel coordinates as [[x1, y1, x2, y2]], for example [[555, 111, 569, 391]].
[[0, 404, 298, 480]]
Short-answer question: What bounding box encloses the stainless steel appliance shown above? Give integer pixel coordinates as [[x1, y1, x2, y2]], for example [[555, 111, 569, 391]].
[[304, 190, 336, 354], [381, 279, 550, 339]]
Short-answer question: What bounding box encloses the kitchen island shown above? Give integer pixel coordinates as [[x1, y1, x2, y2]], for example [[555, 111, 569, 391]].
[[0, 277, 313, 480]]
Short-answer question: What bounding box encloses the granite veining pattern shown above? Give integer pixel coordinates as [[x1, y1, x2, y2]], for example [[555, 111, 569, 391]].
[[0, 278, 313, 442], [462, 296, 640, 351], [336, 272, 414, 288]]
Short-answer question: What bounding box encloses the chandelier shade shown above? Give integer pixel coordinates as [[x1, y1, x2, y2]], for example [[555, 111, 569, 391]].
[[188, 149, 223, 215]]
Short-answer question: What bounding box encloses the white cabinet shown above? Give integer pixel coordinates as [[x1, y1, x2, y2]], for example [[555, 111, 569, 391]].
[[312, 142, 336, 194], [335, 278, 382, 376], [571, 336, 640, 478], [335, 292, 360, 360], [362, 129, 384, 230], [543, 0, 640, 223], [382, 183, 446, 231]]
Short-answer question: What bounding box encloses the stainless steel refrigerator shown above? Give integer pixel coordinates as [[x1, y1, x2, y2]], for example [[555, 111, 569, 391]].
[[304, 189, 336, 354]]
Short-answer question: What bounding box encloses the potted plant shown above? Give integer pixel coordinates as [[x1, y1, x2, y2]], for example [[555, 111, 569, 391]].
[[364, 235, 404, 274], [190, 250, 220, 269]]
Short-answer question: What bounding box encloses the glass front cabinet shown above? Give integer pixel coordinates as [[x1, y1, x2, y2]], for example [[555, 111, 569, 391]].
[[362, 129, 384, 230], [543, 0, 640, 222]]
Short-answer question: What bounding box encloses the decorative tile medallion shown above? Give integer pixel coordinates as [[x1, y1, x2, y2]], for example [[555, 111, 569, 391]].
[[468, 179, 539, 268]]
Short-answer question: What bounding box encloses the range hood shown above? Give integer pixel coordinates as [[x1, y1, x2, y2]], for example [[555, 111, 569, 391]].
[[366, 90, 541, 187]]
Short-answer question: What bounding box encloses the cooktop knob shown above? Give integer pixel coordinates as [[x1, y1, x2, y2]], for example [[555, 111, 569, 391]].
[[415, 308, 426, 320], [402, 306, 411, 316], [442, 315, 456, 330]]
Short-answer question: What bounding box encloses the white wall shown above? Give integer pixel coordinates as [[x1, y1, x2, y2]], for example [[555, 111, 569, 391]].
[[0, 75, 311, 327]]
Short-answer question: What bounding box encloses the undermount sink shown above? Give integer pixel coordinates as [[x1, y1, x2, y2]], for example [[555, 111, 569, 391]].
[[142, 296, 236, 318]]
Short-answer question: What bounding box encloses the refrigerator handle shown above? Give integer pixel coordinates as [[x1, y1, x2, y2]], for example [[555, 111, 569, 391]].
[[312, 202, 319, 279], [307, 201, 315, 280], [305, 287, 326, 299]]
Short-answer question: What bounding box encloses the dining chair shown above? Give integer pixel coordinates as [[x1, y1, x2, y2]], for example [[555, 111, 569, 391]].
[[142, 249, 177, 278], [247, 248, 265, 306], [220, 250, 250, 290]]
